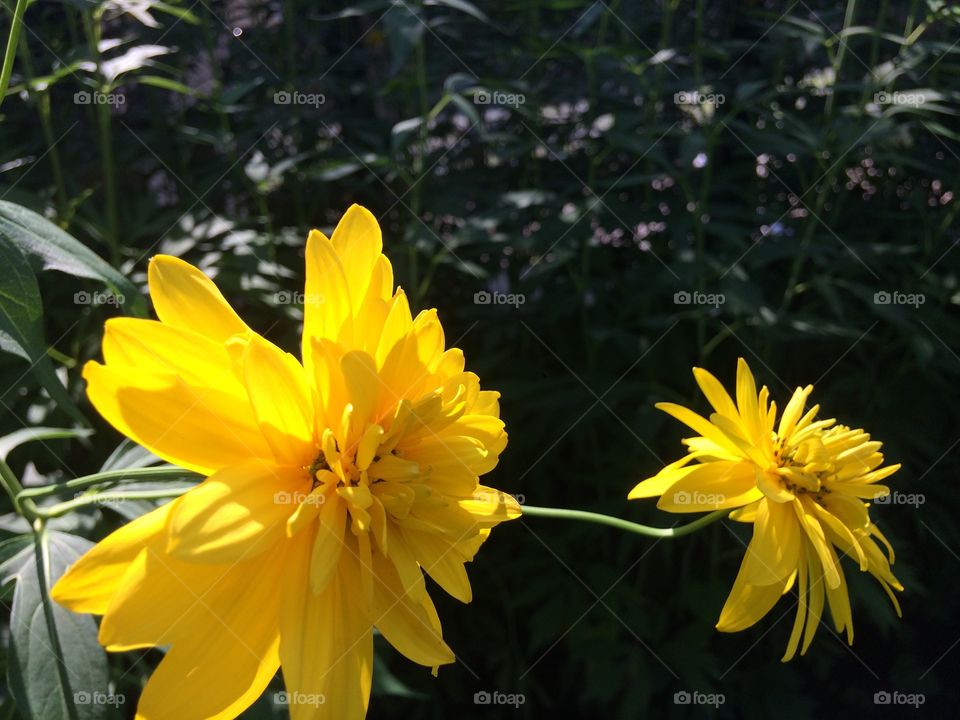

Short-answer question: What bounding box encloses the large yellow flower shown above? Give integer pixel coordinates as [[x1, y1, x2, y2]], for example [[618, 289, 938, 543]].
[[629, 358, 902, 661], [52, 205, 520, 719]]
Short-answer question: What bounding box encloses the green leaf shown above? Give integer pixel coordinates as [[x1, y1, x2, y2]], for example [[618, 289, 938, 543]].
[[3, 531, 111, 720], [0, 427, 93, 462], [0, 200, 144, 315], [0, 235, 86, 425]]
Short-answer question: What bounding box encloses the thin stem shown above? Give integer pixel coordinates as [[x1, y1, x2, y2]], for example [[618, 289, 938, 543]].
[[825, 0, 857, 116], [0, 0, 29, 111], [521, 505, 729, 538], [34, 488, 190, 519], [0, 457, 26, 513], [17, 465, 199, 500]]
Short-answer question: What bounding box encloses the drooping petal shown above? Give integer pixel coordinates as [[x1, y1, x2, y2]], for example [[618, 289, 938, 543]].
[[740, 499, 801, 585], [371, 551, 455, 668], [52, 503, 173, 614], [131, 541, 287, 720], [280, 534, 373, 720], [716, 555, 791, 633]]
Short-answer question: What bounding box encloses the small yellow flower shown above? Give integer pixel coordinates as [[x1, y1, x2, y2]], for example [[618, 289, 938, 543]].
[[629, 358, 902, 661], [53, 205, 521, 719]]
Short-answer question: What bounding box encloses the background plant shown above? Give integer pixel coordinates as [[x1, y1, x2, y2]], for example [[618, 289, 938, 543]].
[[0, 0, 958, 718]]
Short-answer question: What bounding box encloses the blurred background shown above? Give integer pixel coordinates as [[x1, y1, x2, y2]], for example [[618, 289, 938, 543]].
[[1, 0, 959, 717]]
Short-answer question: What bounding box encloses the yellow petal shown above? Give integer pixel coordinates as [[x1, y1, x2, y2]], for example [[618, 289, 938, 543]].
[[280, 534, 373, 720], [147, 255, 250, 342], [303, 228, 353, 351], [656, 461, 763, 512], [459, 486, 522, 526], [330, 204, 384, 315], [735, 357, 762, 442], [740, 499, 801, 585], [693, 366, 738, 419], [371, 551, 455, 667], [310, 495, 347, 594], [52, 503, 172, 614], [655, 402, 747, 459], [401, 529, 472, 602], [83, 361, 273, 475], [167, 460, 308, 564], [131, 541, 286, 720], [341, 350, 380, 441], [243, 335, 315, 466], [716, 555, 790, 632], [102, 318, 245, 395]]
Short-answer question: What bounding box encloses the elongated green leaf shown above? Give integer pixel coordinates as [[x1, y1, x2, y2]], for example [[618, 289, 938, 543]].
[[0, 200, 144, 315], [0, 235, 86, 424], [3, 531, 111, 720]]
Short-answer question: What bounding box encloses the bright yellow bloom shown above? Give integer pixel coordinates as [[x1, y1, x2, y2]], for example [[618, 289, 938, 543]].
[[629, 358, 902, 661], [53, 205, 520, 719]]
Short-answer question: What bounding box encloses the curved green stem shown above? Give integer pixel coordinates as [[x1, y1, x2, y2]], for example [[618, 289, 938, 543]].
[[34, 488, 190, 519], [521, 505, 729, 538], [17, 466, 199, 500]]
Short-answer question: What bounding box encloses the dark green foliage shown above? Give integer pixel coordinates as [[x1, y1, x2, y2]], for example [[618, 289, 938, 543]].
[[0, 0, 958, 717]]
